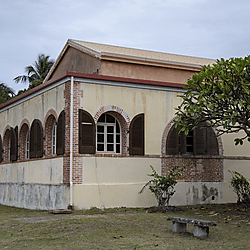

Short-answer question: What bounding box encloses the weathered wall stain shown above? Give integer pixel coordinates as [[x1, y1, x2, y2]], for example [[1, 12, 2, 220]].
[[202, 184, 218, 202], [0, 183, 69, 210], [192, 186, 199, 203]]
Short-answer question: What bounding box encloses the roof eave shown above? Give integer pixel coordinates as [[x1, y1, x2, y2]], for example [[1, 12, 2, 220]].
[[0, 72, 185, 111]]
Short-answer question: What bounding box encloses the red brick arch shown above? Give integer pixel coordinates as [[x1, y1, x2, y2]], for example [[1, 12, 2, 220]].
[[44, 109, 58, 126]]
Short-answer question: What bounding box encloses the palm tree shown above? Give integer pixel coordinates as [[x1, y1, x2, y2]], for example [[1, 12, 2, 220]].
[[14, 54, 54, 89], [0, 83, 15, 104]]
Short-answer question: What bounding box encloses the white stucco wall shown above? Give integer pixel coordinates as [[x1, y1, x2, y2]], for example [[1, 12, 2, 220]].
[[222, 131, 250, 156], [0, 158, 64, 184], [73, 157, 160, 209], [0, 156, 69, 210], [80, 81, 182, 155], [71, 80, 250, 209], [0, 84, 65, 134]]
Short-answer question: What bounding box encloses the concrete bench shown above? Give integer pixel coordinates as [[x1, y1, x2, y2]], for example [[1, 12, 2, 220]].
[[167, 217, 217, 238]]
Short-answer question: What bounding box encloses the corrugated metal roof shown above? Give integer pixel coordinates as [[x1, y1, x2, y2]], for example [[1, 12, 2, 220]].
[[71, 39, 215, 66]]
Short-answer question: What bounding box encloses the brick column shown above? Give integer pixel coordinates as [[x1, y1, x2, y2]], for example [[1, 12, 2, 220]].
[[63, 80, 83, 184]]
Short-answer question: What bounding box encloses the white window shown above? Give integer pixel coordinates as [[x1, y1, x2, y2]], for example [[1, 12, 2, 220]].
[[26, 132, 30, 159], [97, 114, 121, 153], [52, 122, 57, 155]]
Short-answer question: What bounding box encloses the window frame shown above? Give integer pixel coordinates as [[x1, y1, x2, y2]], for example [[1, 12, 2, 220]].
[[52, 122, 57, 155], [96, 113, 121, 154], [26, 131, 30, 159]]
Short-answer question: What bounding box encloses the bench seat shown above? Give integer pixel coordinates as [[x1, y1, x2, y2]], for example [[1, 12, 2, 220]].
[[167, 217, 217, 238]]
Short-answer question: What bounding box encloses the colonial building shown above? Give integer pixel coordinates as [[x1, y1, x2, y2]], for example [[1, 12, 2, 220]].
[[0, 40, 246, 210]]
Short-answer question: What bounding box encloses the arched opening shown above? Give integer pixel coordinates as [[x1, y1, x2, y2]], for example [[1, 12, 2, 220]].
[[44, 114, 56, 156], [19, 123, 30, 160], [97, 113, 121, 153]]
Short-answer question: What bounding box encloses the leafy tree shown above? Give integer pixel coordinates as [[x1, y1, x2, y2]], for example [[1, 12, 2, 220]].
[[139, 165, 185, 207], [175, 56, 250, 145], [14, 54, 54, 91], [0, 83, 15, 104]]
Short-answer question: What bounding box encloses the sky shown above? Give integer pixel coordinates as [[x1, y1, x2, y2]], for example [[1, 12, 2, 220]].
[[1, 0, 250, 94]]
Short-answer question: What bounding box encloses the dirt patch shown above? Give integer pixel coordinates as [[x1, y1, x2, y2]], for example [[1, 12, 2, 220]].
[[145, 206, 183, 213]]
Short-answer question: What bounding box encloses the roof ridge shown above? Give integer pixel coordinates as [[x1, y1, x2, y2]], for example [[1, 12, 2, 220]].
[[70, 39, 215, 63]]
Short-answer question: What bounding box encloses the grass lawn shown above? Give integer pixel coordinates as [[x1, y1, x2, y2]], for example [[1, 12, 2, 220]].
[[0, 203, 250, 249]]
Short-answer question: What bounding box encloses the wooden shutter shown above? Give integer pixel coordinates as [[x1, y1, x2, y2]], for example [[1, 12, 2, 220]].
[[56, 110, 65, 155], [79, 109, 95, 154], [166, 126, 179, 155], [0, 134, 3, 163], [179, 132, 186, 154], [15, 126, 18, 161], [129, 114, 144, 155], [30, 119, 43, 158], [36, 120, 43, 158], [193, 127, 206, 155], [30, 120, 36, 159], [207, 127, 219, 155], [10, 127, 18, 162]]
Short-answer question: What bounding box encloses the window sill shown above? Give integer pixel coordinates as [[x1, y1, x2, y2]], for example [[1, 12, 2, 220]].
[[95, 153, 128, 157]]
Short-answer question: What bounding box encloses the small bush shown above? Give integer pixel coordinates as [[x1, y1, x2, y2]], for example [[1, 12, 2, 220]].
[[139, 165, 185, 207], [229, 170, 250, 204]]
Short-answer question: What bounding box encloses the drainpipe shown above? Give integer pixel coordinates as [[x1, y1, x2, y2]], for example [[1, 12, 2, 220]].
[[69, 76, 74, 207]]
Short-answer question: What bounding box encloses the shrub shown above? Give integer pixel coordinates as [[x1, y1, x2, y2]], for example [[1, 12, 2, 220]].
[[139, 165, 185, 207], [229, 170, 250, 204]]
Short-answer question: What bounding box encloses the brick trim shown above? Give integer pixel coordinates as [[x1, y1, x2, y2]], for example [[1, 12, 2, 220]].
[[44, 109, 58, 125], [3, 124, 11, 138], [94, 105, 130, 124], [19, 118, 30, 132]]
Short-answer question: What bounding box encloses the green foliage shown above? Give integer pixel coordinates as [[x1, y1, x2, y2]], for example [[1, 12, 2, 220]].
[[0, 83, 15, 104], [139, 165, 185, 207], [229, 170, 250, 204], [16, 89, 28, 96], [175, 56, 250, 145], [14, 54, 54, 92]]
